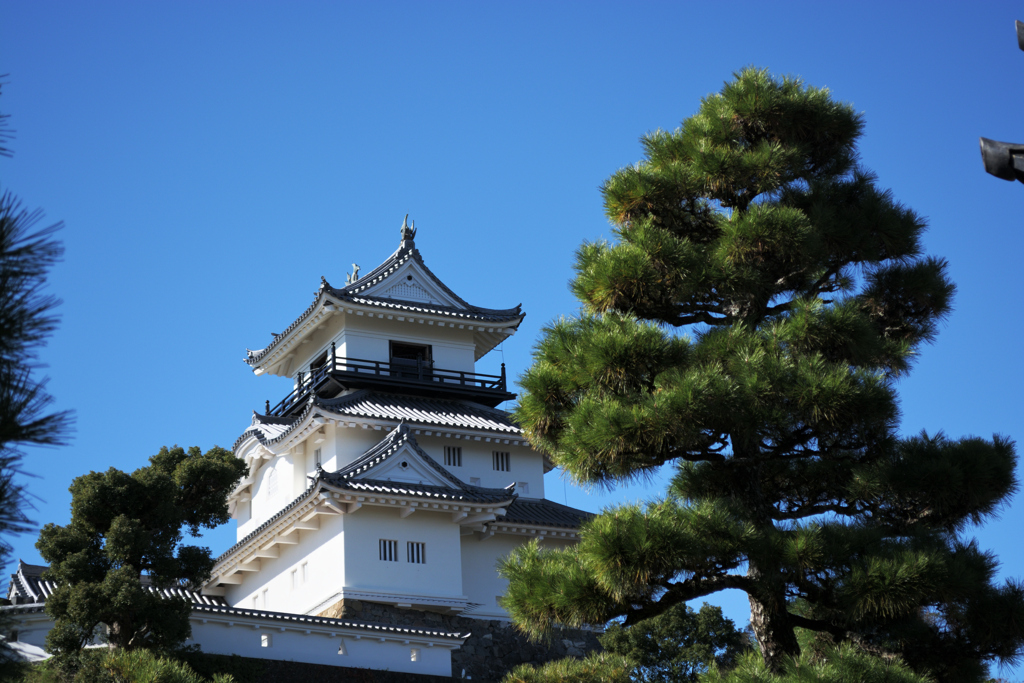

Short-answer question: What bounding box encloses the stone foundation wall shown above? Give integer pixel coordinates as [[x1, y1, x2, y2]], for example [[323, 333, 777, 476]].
[[318, 600, 601, 681]]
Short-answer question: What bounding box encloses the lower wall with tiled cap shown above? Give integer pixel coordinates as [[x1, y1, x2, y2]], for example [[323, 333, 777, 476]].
[[318, 600, 602, 681]]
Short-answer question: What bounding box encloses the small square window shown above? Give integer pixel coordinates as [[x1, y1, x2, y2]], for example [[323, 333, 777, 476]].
[[516, 481, 530, 495], [470, 477, 481, 486], [444, 446, 462, 467], [379, 539, 398, 562], [493, 451, 510, 472], [407, 541, 426, 564]]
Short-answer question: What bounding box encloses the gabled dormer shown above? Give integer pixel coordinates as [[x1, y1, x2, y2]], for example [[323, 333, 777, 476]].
[[243, 218, 525, 414]]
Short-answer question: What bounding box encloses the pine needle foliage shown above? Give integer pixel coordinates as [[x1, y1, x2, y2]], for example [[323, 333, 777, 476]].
[[502, 651, 634, 683], [502, 68, 1022, 682], [0, 79, 72, 681]]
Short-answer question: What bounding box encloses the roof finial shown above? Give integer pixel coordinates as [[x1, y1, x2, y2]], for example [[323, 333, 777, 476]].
[[400, 214, 417, 244], [345, 264, 361, 285]]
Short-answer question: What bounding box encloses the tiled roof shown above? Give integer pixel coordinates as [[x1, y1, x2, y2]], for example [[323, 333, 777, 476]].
[[322, 423, 515, 504], [217, 426, 515, 564], [246, 239, 522, 366], [190, 603, 468, 640], [497, 498, 593, 529], [330, 293, 522, 322], [215, 481, 318, 562], [329, 240, 520, 319], [6, 562, 56, 602], [234, 390, 521, 452], [5, 560, 227, 606], [319, 391, 520, 433], [3, 563, 465, 642]]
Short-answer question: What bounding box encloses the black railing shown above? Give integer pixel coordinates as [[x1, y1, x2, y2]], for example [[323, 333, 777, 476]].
[[266, 343, 508, 417]]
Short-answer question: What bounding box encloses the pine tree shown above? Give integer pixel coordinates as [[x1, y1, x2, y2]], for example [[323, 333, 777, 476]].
[[0, 80, 72, 679], [500, 68, 1023, 682]]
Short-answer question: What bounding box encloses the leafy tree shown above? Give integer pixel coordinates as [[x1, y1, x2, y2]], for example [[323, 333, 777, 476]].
[[36, 446, 246, 655], [600, 602, 746, 683], [500, 68, 1022, 682], [0, 80, 72, 679]]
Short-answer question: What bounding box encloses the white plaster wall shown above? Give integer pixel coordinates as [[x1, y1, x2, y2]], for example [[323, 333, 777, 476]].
[[336, 316, 476, 372], [417, 436, 545, 497], [224, 512, 346, 615], [460, 535, 576, 620], [343, 507, 464, 601], [189, 619, 454, 676], [5, 611, 52, 650], [247, 455, 303, 528], [321, 426, 392, 473], [235, 500, 252, 535]]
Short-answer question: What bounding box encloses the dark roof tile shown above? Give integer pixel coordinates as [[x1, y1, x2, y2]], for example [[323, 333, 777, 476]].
[[497, 498, 593, 529], [246, 240, 522, 367]]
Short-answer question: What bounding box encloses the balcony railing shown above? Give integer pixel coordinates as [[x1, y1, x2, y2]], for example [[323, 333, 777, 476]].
[[266, 343, 510, 416]]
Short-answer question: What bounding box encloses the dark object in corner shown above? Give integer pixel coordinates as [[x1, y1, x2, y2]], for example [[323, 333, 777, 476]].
[[980, 20, 1024, 184]]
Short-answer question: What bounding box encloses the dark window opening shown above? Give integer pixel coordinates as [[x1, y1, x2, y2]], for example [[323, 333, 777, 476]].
[[389, 342, 432, 379], [310, 348, 330, 374]]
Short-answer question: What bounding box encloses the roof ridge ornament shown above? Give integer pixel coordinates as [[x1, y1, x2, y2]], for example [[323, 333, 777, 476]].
[[400, 214, 416, 246], [344, 264, 361, 285]]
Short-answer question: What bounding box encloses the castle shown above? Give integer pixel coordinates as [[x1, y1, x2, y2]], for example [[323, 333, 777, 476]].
[[5, 219, 591, 677]]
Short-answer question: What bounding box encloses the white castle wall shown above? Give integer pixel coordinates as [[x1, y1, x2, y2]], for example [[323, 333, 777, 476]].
[[224, 512, 346, 614], [459, 533, 576, 620], [4, 608, 456, 677], [342, 507, 465, 604], [189, 619, 455, 676], [287, 314, 479, 390]]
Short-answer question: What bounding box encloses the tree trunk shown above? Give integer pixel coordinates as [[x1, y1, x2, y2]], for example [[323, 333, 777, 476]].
[[747, 562, 800, 673]]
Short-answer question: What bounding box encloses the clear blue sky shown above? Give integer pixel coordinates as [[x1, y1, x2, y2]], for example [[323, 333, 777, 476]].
[[3, 0, 1023, 668]]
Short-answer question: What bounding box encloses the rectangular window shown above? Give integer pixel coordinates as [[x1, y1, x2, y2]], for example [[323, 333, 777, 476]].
[[301, 561, 308, 583], [444, 446, 462, 467], [262, 589, 268, 609], [252, 596, 259, 609], [493, 451, 510, 472], [337, 639, 348, 655], [407, 541, 426, 564], [261, 634, 272, 647], [379, 539, 398, 562], [290, 569, 297, 590], [314, 448, 322, 467], [410, 647, 421, 662], [389, 341, 432, 374]]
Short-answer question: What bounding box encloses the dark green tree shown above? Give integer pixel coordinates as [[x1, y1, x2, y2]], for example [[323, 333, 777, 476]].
[[37, 446, 246, 654], [599, 603, 746, 683], [500, 68, 1022, 682], [0, 80, 72, 679]]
